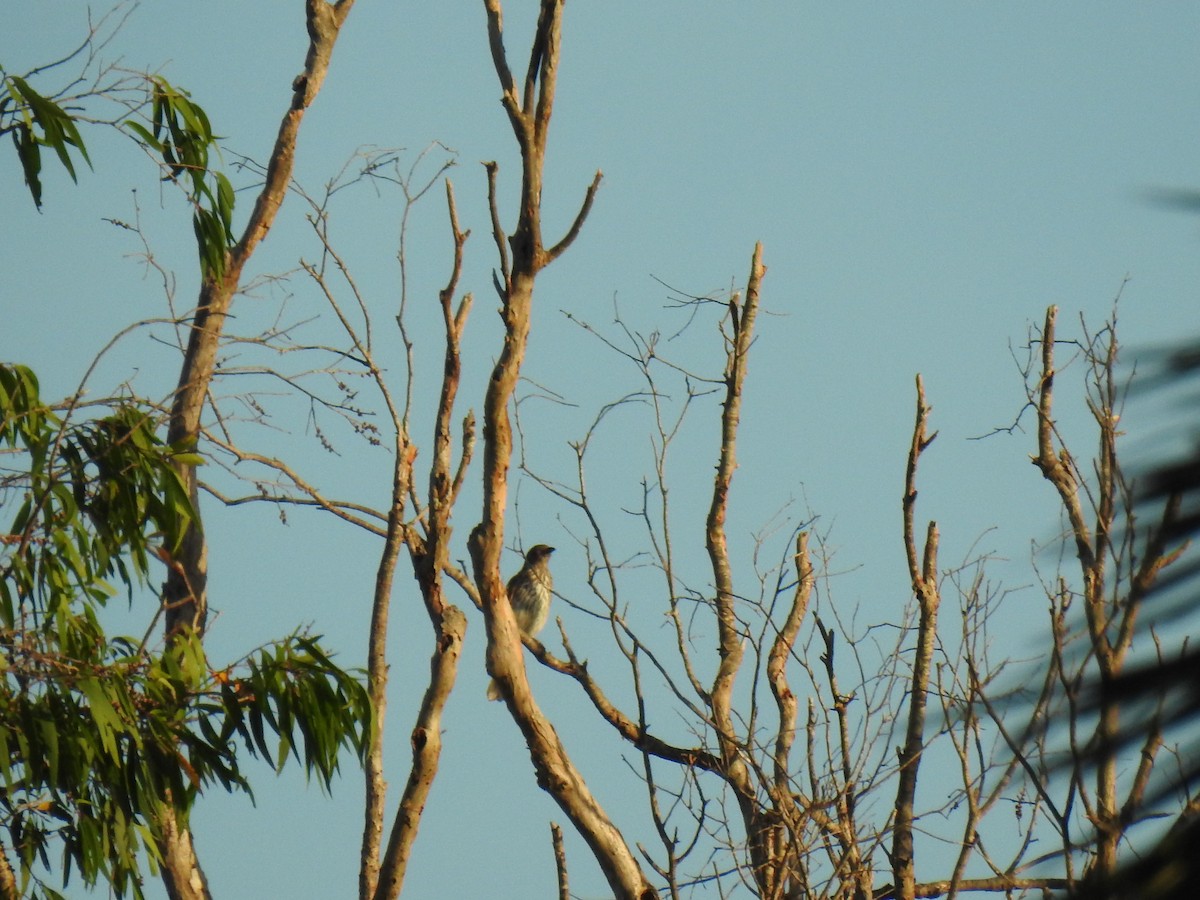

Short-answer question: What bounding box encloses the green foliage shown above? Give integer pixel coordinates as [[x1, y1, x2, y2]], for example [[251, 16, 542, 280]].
[[1, 65, 234, 278], [206, 634, 374, 793], [124, 77, 236, 280], [0, 365, 370, 898], [0, 74, 92, 210]]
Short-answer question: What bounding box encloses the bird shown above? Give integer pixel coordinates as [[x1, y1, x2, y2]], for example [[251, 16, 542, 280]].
[[486, 544, 555, 701]]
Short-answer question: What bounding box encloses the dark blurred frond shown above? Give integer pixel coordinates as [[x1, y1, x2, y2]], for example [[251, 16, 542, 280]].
[[1074, 337, 1200, 897], [1071, 812, 1200, 900], [1141, 187, 1200, 216]]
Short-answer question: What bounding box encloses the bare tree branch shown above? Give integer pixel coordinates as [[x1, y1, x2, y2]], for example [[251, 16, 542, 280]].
[[372, 178, 474, 900], [892, 374, 941, 900], [468, 4, 652, 897]]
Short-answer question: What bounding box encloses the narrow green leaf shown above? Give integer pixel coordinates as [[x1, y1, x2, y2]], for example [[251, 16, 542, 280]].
[[77, 678, 121, 761], [123, 119, 163, 152], [9, 76, 90, 179], [39, 717, 60, 783], [12, 124, 43, 208]]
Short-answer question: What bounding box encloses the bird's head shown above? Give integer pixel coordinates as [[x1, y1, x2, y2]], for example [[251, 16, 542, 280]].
[[525, 544, 555, 565]]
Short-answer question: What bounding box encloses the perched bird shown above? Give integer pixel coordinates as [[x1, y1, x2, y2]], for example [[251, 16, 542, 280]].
[[486, 544, 555, 701]]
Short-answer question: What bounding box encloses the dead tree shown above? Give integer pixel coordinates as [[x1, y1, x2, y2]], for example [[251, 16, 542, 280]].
[[465, 2, 652, 897]]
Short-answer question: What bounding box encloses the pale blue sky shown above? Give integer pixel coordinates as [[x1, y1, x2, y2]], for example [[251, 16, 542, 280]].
[[4, 4, 1200, 898]]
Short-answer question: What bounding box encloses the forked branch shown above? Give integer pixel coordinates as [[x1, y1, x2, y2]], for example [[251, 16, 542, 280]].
[[892, 374, 941, 900], [467, 3, 648, 897]]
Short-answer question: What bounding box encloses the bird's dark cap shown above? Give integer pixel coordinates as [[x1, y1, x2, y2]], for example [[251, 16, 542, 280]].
[[526, 544, 555, 558]]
